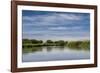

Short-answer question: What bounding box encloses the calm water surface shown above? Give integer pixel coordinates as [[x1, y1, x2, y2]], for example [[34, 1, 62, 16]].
[[22, 46, 90, 62]]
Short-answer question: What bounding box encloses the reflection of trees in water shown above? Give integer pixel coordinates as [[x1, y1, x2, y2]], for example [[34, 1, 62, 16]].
[[54, 46, 65, 51], [23, 45, 89, 54], [23, 47, 43, 53], [46, 46, 52, 52], [46, 46, 65, 52], [23, 46, 65, 53], [66, 46, 90, 51]]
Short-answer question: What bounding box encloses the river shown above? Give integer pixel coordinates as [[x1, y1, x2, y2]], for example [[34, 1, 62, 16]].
[[22, 46, 90, 62]]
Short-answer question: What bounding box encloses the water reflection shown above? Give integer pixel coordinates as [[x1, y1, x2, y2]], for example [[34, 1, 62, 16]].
[[23, 46, 89, 54], [22, 46, 90, 62], [46, 46, 52, 52]]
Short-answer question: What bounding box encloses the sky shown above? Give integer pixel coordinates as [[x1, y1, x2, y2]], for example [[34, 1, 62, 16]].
[[22, 10, 90, 41]]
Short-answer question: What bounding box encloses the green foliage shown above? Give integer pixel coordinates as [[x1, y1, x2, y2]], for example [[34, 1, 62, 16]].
[[31, 39, 43, 44], [23, 39, 43, 44], [46, 40, 53, 43], [67, 41, 81, 48], [79, 41, 90, 49], [22, 39, 32, 44], [22, 39, 90, 50], [55, 40, 65, 46], [67, 41, 90, 49]]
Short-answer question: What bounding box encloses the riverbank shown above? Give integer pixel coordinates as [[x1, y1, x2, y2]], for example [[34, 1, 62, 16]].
[[22, 39, 90, 49]]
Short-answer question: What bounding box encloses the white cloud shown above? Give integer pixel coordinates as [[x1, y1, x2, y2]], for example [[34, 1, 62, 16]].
[[48, 26, 84, 30], [49, 27, 67, 30], [57, 13, 82, 20], [23, 13, 83, 26], [22, 11, 90, 41]]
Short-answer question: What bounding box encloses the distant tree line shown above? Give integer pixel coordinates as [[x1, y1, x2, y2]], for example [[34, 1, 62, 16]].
[[22, 39, 90, 49]]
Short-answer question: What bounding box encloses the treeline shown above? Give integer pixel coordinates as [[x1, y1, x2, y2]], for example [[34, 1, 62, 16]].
[[22, 39, 90, 49]]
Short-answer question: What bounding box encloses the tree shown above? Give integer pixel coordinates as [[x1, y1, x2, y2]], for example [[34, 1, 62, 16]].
[[46, 40, 53, 43], [67, 41, 79, 48], [54, 40, 64, 46], [80, 41, 90, 49], [58, 40, 65, 46], [31, 39, 38, 44], [22, 39, 32, 44], [38, 40, 43, 44]]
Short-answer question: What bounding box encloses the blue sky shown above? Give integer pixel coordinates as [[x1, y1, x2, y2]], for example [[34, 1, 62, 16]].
[[22, 10, 90, 41]]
